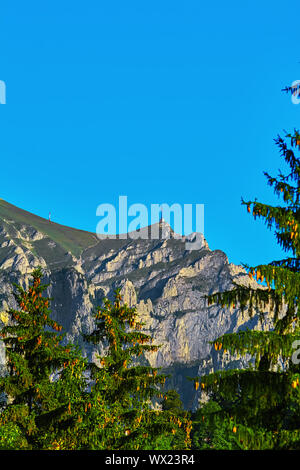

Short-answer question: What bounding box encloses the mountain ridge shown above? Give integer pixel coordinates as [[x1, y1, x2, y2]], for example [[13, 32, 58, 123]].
[[0, 199, 274, 409]]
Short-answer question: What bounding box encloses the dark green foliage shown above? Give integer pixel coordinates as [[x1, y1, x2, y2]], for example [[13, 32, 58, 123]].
[[83, 290, 192, 450], [192, 86, 300, 449], [191, 401, 241, 450], [162, 390, 184, 414], [0, 273, 193, 450], [0, 421, 28, 450], [161, 389, 191, 449], [0, 267, 88, 449]]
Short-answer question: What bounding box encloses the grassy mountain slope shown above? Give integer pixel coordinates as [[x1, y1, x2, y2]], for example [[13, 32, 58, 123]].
[[0, 199, 98, 258]]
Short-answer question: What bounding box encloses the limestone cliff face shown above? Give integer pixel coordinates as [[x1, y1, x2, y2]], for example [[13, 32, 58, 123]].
[[0, 202, 274, 408]]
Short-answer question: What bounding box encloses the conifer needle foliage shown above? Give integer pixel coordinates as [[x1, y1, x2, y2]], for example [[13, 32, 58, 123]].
[[0, 273, 192, 450], [83, 290, 192, 450], [0, 267, 87, 449], [192, 86, 300, 450]]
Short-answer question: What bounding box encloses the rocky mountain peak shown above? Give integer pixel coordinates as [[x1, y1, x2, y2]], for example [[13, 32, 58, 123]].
[[0, 199, 273, 409]]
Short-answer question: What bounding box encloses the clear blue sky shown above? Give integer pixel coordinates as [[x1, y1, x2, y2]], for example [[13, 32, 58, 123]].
[[0, 0, 299, 267]]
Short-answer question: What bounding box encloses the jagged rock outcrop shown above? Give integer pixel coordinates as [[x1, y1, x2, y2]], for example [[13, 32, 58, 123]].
[[0, 200, 275, 408]]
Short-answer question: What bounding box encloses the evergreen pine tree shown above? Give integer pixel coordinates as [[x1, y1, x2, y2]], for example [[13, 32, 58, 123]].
[[161, 389, 191, 449], [192, 86, 300, 450], [83, 290, 192, 450], [0, 267, 87, 450]]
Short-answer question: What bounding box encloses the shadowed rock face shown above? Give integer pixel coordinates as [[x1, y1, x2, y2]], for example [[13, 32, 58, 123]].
[[0, 201, 273, 409]]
